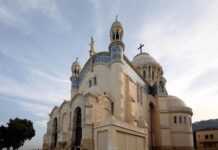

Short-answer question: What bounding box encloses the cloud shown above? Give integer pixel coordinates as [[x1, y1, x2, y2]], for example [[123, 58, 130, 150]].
[[19, 101, 51, 119], [0, 5, 16, 25], [185, 68, 218, 94], [0, 0, 72, 34], [0, 50, 70, 108]]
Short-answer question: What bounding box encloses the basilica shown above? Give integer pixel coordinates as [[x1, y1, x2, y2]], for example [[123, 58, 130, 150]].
[[43, 19, 194, 150]]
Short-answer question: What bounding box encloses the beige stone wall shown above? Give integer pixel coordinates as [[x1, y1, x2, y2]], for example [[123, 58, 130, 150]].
[[94, 118, 148, 150]]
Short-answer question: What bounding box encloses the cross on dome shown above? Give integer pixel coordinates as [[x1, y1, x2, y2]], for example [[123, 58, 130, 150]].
[[138, 43, 144, 54]]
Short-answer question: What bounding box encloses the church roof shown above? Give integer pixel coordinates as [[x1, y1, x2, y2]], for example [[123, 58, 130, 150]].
[[78, 51, 149, 85]]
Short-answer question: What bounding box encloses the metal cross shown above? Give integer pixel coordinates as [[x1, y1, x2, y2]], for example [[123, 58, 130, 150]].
[[138, 44, 144, 54]]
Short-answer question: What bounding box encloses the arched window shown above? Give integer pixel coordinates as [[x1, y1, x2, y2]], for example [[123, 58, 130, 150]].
[[89, 80, 92, 87], [148, 66, 151, 78], [174, 116, 177, 124], [189, 117, 192, 126], [152, 71, 155, 80], [116, 31, 119, 40], [179, 116, 182, 124], [184, 116, 187, 124], [143, 70, 146, 79], [111, 102, 114, 115], [210, 134, 214, 139], [72, 107, 82, 149], [53, 118, 58, 148], [113, 33, 115, 40], [94, 76, 97, 85]]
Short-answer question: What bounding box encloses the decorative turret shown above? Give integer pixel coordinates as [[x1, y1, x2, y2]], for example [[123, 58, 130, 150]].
[[89, 36, 96, 57], [158, 76, 168, 96], [70, 58, 81, 98], [109, 16, 125, 62]]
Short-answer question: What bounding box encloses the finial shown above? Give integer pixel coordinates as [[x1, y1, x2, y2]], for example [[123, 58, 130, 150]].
[[90, 36, 94, 45], [75, 57, 79, 62], [115, 15, 118, 21], [138, 44, 144, 54], [89, 36, 96, 57]]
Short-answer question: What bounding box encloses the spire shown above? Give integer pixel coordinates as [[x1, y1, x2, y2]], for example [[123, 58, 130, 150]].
[[89, 36, 96, 57]]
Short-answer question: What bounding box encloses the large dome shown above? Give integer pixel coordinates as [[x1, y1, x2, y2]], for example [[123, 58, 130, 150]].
[[165, 95, 186, 108], [132, 52, 161, 68]]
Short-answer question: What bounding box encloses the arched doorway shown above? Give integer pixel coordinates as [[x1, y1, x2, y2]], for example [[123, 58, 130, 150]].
[[149, 102, 155, 150], [52, 117, 58, 149], [72, 107, 82, 150]]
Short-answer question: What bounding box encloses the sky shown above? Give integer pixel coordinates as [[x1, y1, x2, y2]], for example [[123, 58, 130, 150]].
[[0, 0, 218, 149]]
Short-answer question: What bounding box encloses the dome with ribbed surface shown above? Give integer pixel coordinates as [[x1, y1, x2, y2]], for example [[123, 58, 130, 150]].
[[132, 52, 160, 68]]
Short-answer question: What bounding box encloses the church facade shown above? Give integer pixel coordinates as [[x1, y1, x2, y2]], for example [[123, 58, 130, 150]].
[[43, 19, 194, 150]]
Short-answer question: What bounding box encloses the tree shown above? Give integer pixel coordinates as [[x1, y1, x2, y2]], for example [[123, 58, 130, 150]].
[[0, 118, 35, 150], [0, 126, 7, 149]]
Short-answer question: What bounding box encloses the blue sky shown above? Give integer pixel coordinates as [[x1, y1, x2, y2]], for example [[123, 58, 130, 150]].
[[0, 0, 218, 149]]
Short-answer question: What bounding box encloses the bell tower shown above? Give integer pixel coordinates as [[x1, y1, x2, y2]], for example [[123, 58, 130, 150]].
[[70, 57, 81, 98], [109, 16, 125, 62]]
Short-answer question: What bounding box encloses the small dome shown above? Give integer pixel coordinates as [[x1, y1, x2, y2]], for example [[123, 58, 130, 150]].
[[160, 95, 187, 108], [167, 95, 186, 107], [71, 58, 81, 74], [110, 17, 124, 42], [111, 19, 123, 29], [159, 95, 192, 115], [132, 52, 161, 68]]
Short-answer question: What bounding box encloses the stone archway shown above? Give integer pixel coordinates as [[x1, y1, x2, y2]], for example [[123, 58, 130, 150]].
[[72, 107, 82, 150]]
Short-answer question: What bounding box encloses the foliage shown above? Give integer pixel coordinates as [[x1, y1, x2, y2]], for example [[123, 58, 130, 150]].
[[0, 118, 35, 150]]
